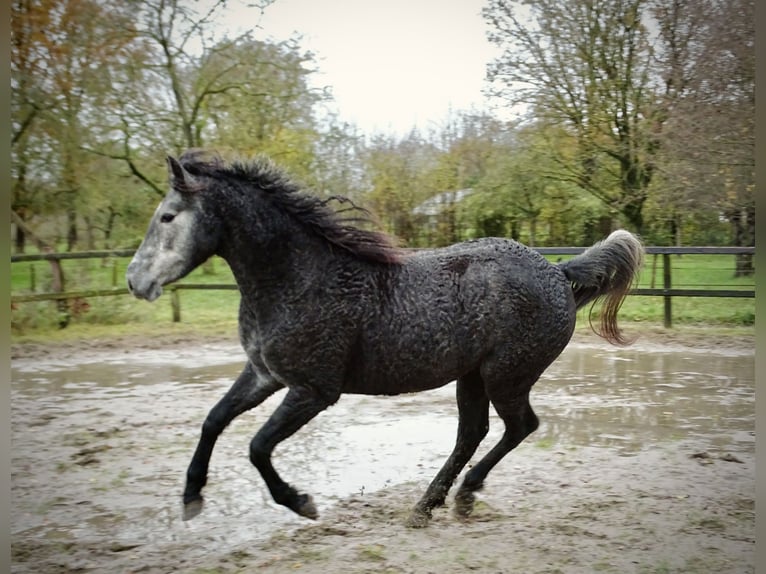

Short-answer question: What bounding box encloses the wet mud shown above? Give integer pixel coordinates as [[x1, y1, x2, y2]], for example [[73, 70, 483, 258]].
[[11, 337, 754, 573]]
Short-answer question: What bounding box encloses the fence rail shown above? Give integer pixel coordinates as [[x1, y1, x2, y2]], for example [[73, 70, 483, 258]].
[[10, 249, 137, 263], [11, 246, 755, 328]]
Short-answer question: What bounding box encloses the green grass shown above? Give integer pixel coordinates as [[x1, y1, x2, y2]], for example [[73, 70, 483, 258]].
[[10, 252, 755, 339], [11, 256, 241, 336]]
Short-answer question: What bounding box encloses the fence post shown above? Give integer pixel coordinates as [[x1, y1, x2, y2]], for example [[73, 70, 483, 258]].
[[663, 253, 672, 328], [171, 288, 181, 322]]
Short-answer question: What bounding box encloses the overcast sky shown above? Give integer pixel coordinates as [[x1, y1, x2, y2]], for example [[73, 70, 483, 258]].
[[220, 0, 500, 136]]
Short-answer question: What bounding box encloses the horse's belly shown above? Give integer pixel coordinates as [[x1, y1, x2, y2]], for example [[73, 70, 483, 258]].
[[344, 373, 457, 396], [343, 346, 473, 395]]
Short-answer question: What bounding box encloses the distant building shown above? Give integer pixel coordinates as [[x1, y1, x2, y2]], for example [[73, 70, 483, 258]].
[[412, 188, 474, 245], [412, 188, 474, 216]]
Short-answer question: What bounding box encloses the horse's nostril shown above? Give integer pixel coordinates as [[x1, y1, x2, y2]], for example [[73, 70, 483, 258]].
[[127, 279, 134, 292]]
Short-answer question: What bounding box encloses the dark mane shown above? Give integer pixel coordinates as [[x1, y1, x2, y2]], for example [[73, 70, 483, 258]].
[[176, 149, 403, 265]]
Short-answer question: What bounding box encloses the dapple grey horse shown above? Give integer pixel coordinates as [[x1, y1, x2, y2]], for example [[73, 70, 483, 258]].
[[127, 150, 643, 527]]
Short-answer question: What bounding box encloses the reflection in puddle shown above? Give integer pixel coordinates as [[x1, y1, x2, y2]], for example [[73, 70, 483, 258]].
[[534, 348, 754, 456], [11, 342, 754, 552]]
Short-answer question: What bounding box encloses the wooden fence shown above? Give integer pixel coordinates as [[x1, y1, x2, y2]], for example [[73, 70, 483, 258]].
[[11, 246, 755, 328]]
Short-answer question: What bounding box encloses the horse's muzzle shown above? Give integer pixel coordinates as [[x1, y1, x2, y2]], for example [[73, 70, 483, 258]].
[[126, 265, 163, 302]]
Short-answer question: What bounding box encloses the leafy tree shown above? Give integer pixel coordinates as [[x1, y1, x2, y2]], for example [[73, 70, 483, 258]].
[[97, 0, 275, 191], [91, 0, 329, 209], [12, 0, 328, 252], [650, 0, 753, 270], [465, 122, 604, 246], [202, 36, 328, 182], [363, 113, 509, 248], [310, 116, 368, 201], [363, 130, 436, 246], [484, 0, 663, 234], [420, 112, 506, 245], [11, 0, 140, 251]]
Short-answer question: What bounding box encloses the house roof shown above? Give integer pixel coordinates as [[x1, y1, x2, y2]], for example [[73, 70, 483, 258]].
[[412, 188, 474, 216]]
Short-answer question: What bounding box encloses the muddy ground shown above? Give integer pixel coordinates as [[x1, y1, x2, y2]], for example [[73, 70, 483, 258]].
[[10, 328, 755, 573]]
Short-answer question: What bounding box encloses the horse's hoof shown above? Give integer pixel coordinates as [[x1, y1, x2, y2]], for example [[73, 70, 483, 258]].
[[453, 491, 475, 520], [405, 508, 431, 529], [183, 497, 204, 521], [296, 494, 318, 519]]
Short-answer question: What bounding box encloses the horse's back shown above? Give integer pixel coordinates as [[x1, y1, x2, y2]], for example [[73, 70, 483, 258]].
[[407, 236, 575, 342], [348, 237, 576, 394], [403, 237, 572, 312]]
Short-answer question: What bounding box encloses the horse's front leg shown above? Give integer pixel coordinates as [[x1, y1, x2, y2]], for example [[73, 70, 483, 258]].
[[249, 385, 337, 519], [183, 361, 283, 520]]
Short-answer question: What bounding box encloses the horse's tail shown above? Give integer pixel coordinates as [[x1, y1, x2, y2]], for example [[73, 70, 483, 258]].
[[558, 229, 644, 346]]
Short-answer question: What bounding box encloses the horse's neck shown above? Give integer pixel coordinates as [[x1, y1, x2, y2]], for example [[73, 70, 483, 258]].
[[220, 222, 330, 301]]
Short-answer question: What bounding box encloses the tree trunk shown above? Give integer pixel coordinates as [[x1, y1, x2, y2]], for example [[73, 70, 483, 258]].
[[668, 214, 677, 246], [733, 204, 754, 277], [48, 257, 69, 328], [11, 210, 70, 327], [15, 220, 26, 254], [84, 216, 96, 250], [104, 207, 119, 249], [730, 207, 753, 277], [67, 210, 78, 252], [620, 192, 645, 236], [510, 220, 520, 241]]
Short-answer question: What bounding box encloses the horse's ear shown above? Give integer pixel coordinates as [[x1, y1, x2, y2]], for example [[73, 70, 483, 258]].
[[166, 155, 197, 193]]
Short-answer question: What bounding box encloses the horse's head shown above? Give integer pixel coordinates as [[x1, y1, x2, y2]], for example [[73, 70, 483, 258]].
[[126, 155, 222, 301]]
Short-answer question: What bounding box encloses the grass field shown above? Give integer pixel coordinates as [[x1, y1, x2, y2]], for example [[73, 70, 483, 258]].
[[10, 252, 755, 340]]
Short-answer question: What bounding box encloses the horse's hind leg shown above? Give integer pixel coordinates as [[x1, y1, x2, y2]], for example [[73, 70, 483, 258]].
[[407, 371, 489, 528], [453, 390, 539, 519], [249, 386, 337, 519], [184, 361, 283, 520]]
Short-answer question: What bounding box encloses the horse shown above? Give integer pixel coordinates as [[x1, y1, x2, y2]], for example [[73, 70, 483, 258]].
[[126, 149, 644, 528]]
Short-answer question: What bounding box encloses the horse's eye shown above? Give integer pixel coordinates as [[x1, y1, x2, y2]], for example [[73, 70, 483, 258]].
[[160, 213, 175, 223]]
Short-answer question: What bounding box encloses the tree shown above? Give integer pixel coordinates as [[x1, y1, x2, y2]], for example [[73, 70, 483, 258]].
[[12, 0, 329, 252], [11, 0, 58, 253], [201, 36, 328, 182], [465, 122, 602, 246], [98, 0, 264, 190], [650, 0, 754, 269], [363, 130, 436, 246], [11, 0, 140, 251], [484, 0, 663, 234], [98, 0, 327, 198], [420, 112, 506, 245], [310, 116, 368, 201]]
